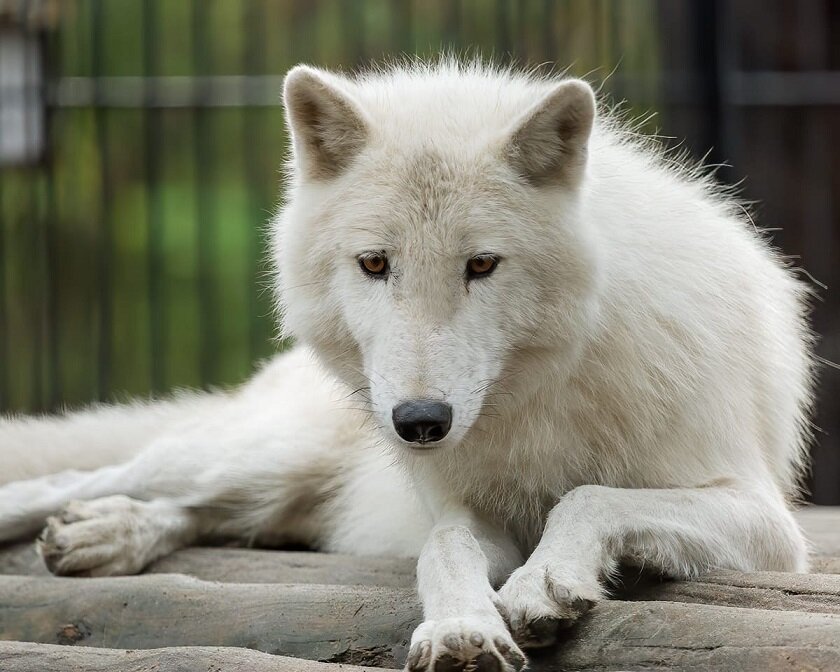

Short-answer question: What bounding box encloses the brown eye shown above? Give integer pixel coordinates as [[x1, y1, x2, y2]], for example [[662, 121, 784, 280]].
[[359, 253, 389, 278], [466, 255, 499, 279]]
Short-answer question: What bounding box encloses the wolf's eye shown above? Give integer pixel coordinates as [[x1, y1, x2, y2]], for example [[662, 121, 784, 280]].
[[359, 253, 389, 278], [466, 255, 499, 279]]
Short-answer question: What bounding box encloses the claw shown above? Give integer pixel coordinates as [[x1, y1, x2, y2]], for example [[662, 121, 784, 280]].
[[405, 619, 526, 672]]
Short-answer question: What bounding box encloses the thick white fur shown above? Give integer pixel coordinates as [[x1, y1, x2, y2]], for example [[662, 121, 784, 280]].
[[0, 61, 814, 671]]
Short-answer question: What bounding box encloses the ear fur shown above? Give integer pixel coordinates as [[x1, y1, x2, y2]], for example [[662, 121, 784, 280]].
[[283, 65, 369, 180], [504, 79, 596, 186]]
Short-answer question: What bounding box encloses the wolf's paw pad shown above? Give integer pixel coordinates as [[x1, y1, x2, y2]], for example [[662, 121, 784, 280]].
[[406, 617, 526, 672], [37, 496, 144, 577], [497, 565, 600, 649]]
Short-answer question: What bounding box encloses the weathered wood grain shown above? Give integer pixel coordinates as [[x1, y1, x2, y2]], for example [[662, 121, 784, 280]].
[[0, 574, 418, 667], [541, 600, 840, 672], [622, 569, 840, 613], [148, 547, 416, 587], [0, 641, 377, 672]]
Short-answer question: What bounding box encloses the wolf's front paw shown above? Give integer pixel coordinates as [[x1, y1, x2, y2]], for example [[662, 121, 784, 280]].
[[497, 565, 601, 649], [37, 496, 147, 577], [406, 616, 526, 672]]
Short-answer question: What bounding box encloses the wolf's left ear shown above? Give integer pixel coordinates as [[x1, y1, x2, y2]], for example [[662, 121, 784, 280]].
[[283, 65, 369, 180], [504, 79, 596, 187]]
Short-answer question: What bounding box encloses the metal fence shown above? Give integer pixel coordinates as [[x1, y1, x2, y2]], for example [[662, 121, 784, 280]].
[[1, 0, 838, 503]]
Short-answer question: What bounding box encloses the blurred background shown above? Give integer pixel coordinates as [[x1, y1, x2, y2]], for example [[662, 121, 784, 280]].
[[0, 0, 837, 503]]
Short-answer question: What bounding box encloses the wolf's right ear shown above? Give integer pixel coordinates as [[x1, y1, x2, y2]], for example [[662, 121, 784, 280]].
[[283, 65, 369, 180]]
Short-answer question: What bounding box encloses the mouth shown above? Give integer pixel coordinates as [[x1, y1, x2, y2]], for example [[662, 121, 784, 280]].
[[406, 439, 448, 452], [387, 428, 452, 452]]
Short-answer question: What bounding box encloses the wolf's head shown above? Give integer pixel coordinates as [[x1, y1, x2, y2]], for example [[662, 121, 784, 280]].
[[273, 62, 602, 451]]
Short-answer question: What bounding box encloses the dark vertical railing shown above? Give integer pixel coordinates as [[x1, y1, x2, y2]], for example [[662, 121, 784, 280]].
[[0, 95, 6, 410], [243, 0, 269, 364], [91, 0, 112, 402], [192, 0, 214, 387], [340, 1, 366, 66], [716, 0, 742, 185], [494, 0, 512, 60], [444, 0, 462, 51], [143, 0, 165, 394], [20, 19, 40, 410], [542, 0, 556, 60], [795, 1, 838, 505], [692, 0, 727, 178], [390, 0, 413, 55], [28, 34, 46, 411], [43, 24, 61, 410]]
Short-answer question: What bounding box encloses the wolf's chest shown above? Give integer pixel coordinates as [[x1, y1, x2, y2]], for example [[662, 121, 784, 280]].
[[439, 448, 572, 550]]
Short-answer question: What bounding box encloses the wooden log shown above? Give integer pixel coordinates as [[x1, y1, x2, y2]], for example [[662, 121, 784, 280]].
[[2, 542, 837, 599], [622, 569, 840, 613], [542, 600, 840, 671], [0, 542, 46, 577], [0, 641, 377, 672], [147, 547, 415, 587], [1, 575, 840, 671], [0, 574, 419, 667], [2, 542, 839, 610]]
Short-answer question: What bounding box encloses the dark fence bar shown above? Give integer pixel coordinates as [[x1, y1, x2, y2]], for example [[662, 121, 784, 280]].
[[91, 0, 112, 402], [191, 0, 214, 387], [42, 19, 61, 411], [242, 0, 270, 365], [0, 155, 6, 411], [143, 0, 164, 394]]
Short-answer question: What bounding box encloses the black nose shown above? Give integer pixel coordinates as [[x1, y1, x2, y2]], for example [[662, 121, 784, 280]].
[[392, 400, 452, 444]]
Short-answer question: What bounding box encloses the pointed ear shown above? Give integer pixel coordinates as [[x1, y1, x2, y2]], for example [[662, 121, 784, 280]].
[[283, 65, 369, 180], [504, 79, 596, 187]]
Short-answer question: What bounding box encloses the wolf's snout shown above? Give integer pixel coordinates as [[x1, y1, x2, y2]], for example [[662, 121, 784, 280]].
[[392, 400, 452, 445]]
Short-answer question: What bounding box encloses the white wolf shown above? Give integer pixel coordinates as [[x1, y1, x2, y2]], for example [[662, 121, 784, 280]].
[[0, 61, 815, 671]]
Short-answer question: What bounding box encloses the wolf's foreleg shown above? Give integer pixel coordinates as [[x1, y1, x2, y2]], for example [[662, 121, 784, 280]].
[[407, 510, 526, 672], [496, 484, 808, 648], [0, 462, 144, 542]]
